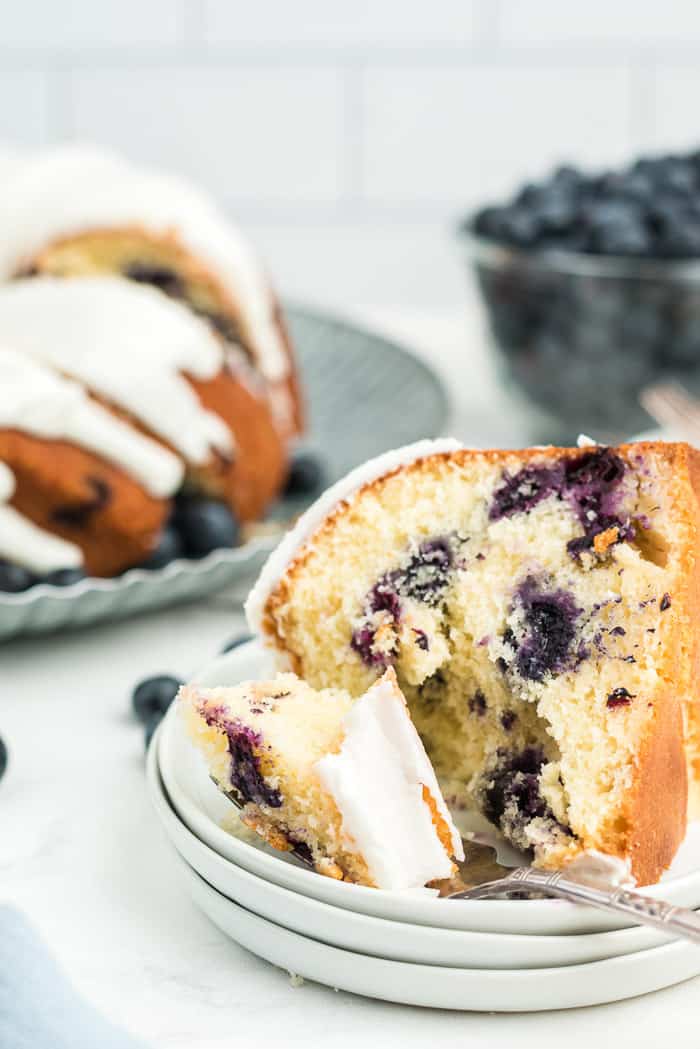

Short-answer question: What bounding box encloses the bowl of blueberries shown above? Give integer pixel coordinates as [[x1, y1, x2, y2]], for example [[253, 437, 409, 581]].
[[463, 150, 700, 441]]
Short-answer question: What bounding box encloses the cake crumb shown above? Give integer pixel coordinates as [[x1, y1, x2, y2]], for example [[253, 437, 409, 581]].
[[288, 972, 305, 988]]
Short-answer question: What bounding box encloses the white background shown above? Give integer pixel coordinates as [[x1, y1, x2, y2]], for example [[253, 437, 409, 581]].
[[3, 0, 700, 310]]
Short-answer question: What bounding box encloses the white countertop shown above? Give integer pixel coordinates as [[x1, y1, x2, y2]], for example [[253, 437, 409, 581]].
[[2, 309, 697, 1048]]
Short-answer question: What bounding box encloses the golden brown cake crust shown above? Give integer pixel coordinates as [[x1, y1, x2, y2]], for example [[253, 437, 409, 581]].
[[187, 370, 288, 522], [261, 440, 700, 884], [616, 443, 699, 884], [0, 428, 168, 576]]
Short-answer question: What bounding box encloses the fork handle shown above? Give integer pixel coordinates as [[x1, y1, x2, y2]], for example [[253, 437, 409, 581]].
[[456, 867, 700, 945]]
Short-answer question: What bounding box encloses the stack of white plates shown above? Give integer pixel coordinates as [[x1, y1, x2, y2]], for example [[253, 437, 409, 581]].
[[147, 640, 700, 1012]]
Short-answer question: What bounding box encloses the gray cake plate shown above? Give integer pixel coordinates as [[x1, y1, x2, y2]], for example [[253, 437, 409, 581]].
[[0, 305, 448, 641]]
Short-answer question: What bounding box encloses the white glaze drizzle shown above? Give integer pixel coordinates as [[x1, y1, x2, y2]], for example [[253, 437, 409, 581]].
[[315, 670, 463, 890], [245, 438, 463, 634], [0, 462, 83, 572], [0, 143, 289, 386], [0, 277, 233, 465], [0, 348, 183, 497]]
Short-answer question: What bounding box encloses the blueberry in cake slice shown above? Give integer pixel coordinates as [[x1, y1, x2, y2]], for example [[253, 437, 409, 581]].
[[247, 438, 700, 885], [179, 668, 463, 889]]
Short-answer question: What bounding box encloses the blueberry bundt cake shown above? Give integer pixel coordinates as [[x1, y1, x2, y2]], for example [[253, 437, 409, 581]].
[[247, 439, 700, 885], [0, 276, 288, 580], [0, 144, 301, 438], [180, 668, 463, 889]]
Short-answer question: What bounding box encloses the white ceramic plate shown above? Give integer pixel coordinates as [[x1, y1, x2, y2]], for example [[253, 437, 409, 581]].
[[179, 857, 700, 1011], [0, 305, 447, 641], [158, 640, 700, 936], [147, 733, 682, 968]]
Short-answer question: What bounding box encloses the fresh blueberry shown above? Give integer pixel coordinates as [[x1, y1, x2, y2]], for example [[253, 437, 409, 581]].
[[45, 568, 86, 587], [0, 735, 7, 781], [132, 674, 183, 724], [472, 205, 507, 239], [499, 206, 541, 247], [284, 453, 325, 497], [0, 561, 36, 593], [220, 633, 253, 654], [174, 498, 239, 557], [140, 524, 185, 570]]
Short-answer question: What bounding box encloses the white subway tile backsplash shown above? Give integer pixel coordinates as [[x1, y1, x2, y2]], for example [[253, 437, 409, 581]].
[[648, 67, 700, 153], [0, 71, 49, 143], [68, 65, 344, 203], [2, 0, 700, 313], [500, 0, 700, 45], [0, 0, 186, 50], [242, 219, 465, 308], [362, 65, 634, 207], [203, 0, 478, 48]]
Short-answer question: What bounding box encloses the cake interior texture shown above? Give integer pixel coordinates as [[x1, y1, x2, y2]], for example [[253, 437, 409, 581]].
[[179, 669, 461, 889], [260, 443, 700, 885]]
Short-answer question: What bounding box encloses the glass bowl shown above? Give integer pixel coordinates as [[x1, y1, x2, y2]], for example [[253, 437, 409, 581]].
[[463, 229, 700, 442]]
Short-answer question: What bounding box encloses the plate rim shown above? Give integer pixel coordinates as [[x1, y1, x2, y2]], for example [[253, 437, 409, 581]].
[[179, 854, 700, 1012], [146, 731, 679, 965]]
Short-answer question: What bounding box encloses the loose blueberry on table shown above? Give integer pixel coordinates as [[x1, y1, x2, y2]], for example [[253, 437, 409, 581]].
[[132, 675, 183, 725], [0, 735, 7, 782]]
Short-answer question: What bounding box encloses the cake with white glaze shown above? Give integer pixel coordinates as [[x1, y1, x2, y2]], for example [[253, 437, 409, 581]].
[[0, 143, 301, 437], [0, 276, 288, 582], [247, 438, 700, 886], [179, 667, 463, 889]]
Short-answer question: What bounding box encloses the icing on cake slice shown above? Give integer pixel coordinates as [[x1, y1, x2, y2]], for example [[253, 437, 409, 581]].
[[179, 668, 463, 890]]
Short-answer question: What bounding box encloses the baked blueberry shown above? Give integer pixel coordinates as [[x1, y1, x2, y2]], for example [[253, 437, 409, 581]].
[[400, 538, 453, 605], [140, 524, 184, 570], [284, 453, 325, 497], [224, 723, 282, 808], [174, 498, 239, 557], [509, 577, 582, 682], [124, 263, 185, 300], [606, 687, 635, 709], [0, 561, 36, 593], [132, 674, 183, 724]]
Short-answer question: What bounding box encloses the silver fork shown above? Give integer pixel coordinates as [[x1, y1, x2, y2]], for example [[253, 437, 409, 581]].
[[216, 779, 700, 944], [640, 380, 700, 443], [442, 840, 700, 944]]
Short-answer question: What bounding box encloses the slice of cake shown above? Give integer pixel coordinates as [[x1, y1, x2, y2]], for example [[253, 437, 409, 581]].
[[179, 668, 464, 889], [246, 438, 700, 885]]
